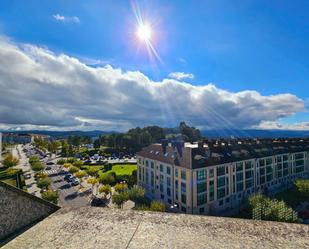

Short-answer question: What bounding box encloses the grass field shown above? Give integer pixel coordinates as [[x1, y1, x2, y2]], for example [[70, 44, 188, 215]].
[[105, 164, 137, 176]]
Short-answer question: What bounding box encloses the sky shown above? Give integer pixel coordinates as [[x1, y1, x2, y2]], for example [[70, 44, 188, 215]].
[[0, 0, 308, 131]]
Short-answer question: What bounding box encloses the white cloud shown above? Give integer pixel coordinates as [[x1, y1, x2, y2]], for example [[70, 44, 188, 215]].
[[256, 121, 309, 131], [168, 72, 194, 80], [53, 14, 80, 24], [0, 38, 306, 131]]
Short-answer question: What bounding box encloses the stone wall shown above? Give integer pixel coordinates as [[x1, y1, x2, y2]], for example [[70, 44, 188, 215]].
[[0, 181, 59, 242]]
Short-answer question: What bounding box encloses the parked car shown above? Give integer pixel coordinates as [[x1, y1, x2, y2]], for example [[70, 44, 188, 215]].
[[64, 174, 74, 182], [46, 166, 52, 170], [71, 178, 80, 186], [46, 161, 54, 165]]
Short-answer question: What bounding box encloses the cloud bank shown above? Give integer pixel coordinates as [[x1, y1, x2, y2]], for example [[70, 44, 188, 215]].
[[0, 38, 306, 131]]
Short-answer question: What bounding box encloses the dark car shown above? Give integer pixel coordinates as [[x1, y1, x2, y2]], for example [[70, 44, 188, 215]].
[[90, 198, 107, 207], [46, 166, 52, 170], [64, 174, 73, 181], [46, 161, 54, 165]]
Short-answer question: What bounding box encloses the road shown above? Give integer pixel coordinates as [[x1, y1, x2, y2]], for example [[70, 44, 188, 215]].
[[44, 163, 90, 207]]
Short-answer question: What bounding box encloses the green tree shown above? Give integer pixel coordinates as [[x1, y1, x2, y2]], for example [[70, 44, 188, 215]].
[[29, 155, 40, 164], [99, 173, 115, 185], [69, 166, 79, 174], [3, 153, 19, 167], [41, 190, 59, 204], [37, 177, 52, 189], [150, 201, 166, 212]]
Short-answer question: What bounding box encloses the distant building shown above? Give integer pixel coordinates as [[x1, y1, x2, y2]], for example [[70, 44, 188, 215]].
[[137, 138, 309, 215], [2, 133, 49, 144]]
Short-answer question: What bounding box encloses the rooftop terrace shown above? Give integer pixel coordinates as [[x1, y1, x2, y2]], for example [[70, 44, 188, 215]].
[[3, 207, 309, 249]]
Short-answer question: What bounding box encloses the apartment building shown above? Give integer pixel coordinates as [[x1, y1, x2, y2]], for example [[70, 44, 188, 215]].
[[136, 139, 309, 215]]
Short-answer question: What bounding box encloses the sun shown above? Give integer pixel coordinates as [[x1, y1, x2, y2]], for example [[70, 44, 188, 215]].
[[136, 23, 152, 42]]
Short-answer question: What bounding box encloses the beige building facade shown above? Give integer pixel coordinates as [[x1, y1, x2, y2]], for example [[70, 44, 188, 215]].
[[137, 140, 309, 215]]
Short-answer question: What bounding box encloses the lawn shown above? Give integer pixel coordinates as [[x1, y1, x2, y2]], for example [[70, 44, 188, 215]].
[[105, 164, 137, 176]]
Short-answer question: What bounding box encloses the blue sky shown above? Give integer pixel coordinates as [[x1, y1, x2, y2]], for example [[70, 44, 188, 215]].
[[0, 0, 308, 131]]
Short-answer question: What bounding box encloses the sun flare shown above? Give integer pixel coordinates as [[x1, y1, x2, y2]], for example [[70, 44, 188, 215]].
[[137, 24, 152, 42]]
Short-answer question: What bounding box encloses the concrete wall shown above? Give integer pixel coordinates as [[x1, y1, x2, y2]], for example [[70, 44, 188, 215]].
[[0, 181, 59, 242]]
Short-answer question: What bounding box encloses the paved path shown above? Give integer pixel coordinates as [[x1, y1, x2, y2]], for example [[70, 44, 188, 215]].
[[13, 145, 41, 197]]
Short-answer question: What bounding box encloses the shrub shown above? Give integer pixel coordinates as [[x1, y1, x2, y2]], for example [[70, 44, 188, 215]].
[[128, 186, 146, 204], [150, 201, 166, 212], [63, 163, 72, 169], [294, 180, 309, 198], [41, 190, 58, 204], [114, 183, 128, 193], [99, 173, 115, 185], [31, 161, 44, 172], [249, 194, 298, 222], [66, 158, 76, 164], [73, 160, 84, 168], [29, 155, 40, 164], [112, 192, 129, 208], [57, 158, 66, 165], [37, 177, 52, 189], [35, 172, 48, 179], [69, 166, 79, 174], [86, 166, 100, 177], [3, 153, 19, 167], [99, 184, 111, 196]]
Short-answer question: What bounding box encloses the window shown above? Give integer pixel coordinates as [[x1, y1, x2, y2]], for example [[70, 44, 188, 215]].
[[283, 155, 289, 161], [175, 168, 179, 177], [151, 171, 154, 186], [266, 158, 272, 165], [175, 180, 179, 190], [217, 176, 225, 187], [245, 170, 253, 179], [219, 200, 224, 206], [181, 182, 186, 193], [151, 162, 154, 169], [167, 176, 171, 186], [138, 167, 142, 181], [181, 194, 186, 204], [167, 187, 171, 197], [166, 166, 171, 175], [236, 172, 243, 182], [209, 180, 214, 201], [217, 166, 225, 176], [146, 170, 149, 184], [160, 164, 164, 172], [245, 179, 253, 189], [217, 188, 225, 199], [245, 161, 252, 170], [259, 159, 265, 167], [236, 162, 243, 172], [197, 193, 207, 205], [146, 160, 149, 167], [160, 183, 164, 192], [237, 182, 243, 192], [197, 182, 206, 193], [197, 169, 206, 181], [181, 170, 186, 180], [209, 169, 214, 178]]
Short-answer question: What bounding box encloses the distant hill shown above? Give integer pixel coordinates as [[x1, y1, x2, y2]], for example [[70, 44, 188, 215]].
[[1, 129, 309, 140], [0, 130, 115, 139], [201, 129, 309, 138]]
